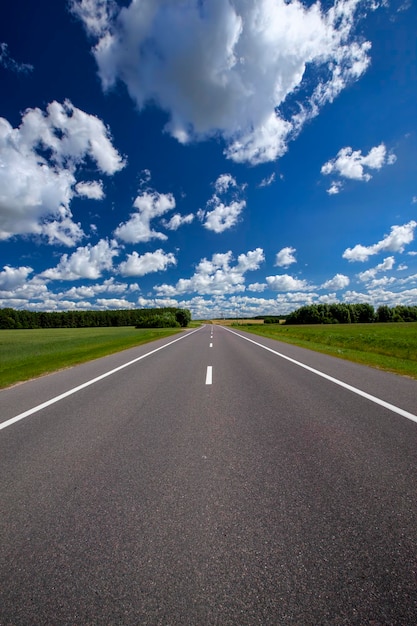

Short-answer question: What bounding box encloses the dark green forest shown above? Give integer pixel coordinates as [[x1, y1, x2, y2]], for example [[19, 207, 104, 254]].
[[284, 303, 417, 325], [0, 307, 191, 329]]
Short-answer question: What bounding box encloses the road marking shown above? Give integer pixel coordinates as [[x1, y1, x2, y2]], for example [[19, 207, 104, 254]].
[[223, 326, 417, 425], [210, 342, 213, 347], [0, 327, 203, 431], [206, 366, 213, 385]]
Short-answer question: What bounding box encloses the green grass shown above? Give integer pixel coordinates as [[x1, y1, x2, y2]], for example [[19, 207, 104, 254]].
[[235, 322, 417, 379], [0, 326, 182, 389]]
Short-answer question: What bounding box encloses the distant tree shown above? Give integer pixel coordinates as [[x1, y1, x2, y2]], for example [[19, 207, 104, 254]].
[[136, 312, 180, 328], [285, 302, 377, 325], [376, 305, 393, 323], [175, 309, 192, 327], [0, 308, 18, 329], [264, 316, 282, 324]]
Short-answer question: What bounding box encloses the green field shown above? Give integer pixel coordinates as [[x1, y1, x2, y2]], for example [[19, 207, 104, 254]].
[[0, 326, 182, 389], [235, 322, 417, 379]]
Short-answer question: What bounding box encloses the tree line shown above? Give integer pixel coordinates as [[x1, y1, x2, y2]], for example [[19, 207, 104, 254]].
[[0, 307, 192, 330], [284, 303, 417, 325]]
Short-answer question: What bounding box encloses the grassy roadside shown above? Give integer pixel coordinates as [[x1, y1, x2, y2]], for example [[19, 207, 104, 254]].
[[0, 327, 183, 389], [233, 322, 417, 380]]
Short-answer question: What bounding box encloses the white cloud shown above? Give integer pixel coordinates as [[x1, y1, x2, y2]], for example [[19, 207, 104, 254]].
[[266, 274, 310, 291], [326, 181, 342, 195], [20, 99, 125, 174], [275, 246, 297, 268], [199, 174, 246, 233], [69, 0, 117, 37], [0, 42, 33, 74], [114, 190, 175, 243], [0, 278, 51, 307], [398, 273, 417, 284], [214, 174, 237, 194], [61, 278, 138, 300], [357, 256, 395, 283], [41, 239, 119, 280], [203, 200, 245, 234], [259, 173, 276, 188], [0, 101, 124, 244], [155, 247, 264, 296], [75, 180, 104, 199], [162, 213, 194, 230], [320, 274, 350, 290], [118, 249, 176, 277], [321, 143, 395, 183], [247, 282, 267, 292], [72, 0, 375, 164], [343, 221, 417, 261], [95, 298, 135, 309], [0, 265, 33, 290]]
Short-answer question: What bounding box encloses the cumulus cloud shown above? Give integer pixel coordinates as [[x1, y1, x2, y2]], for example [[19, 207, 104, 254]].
[[247, 282, 267, 292], [114, 190, 175, 243], [321, 143, 395, 184], [41, 238, 119, 280], [72, 0, 375, 164], [357, 256, 395, 282], [203, 201, 245, 234], [62, 278, 132, 299], [162, 213, 194, 230], [320, 273, 350, 290], [199, 174, 245, 233], [95, 297, 135, 309], [0, 265, 33, 290], [155, 247, 264, 296], [275, 246, 297, 268], [0, 42, 33, 74], [0, 277, 51, 307], [0, 100, 124, 244], [343, 221, 417, 262], [75, 180, 104, 199], [118, 249, 177, 277], [326, 181, 342, 195], [266, 274, 310, 292]]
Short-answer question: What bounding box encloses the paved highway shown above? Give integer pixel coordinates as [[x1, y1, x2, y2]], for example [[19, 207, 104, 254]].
[[1, 324, 416, 624]]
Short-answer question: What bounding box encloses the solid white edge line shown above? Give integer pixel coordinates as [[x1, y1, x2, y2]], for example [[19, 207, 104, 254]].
[[223, 326, 417, 424], [206, 366, 213, 385], [0, 327, 203, 431]]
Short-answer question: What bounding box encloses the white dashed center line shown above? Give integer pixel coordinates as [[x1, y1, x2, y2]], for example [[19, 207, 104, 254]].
[[205, 366, 213, 385]]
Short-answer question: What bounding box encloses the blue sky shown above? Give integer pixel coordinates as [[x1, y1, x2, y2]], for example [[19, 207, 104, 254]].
[[0, 0, 416, 319]]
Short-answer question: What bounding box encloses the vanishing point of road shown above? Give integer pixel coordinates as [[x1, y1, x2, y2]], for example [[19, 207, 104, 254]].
[[1, 324, 416, 624]]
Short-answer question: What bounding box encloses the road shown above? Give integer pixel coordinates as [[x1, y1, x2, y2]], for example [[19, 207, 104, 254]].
[[1, 324, 416, 625]]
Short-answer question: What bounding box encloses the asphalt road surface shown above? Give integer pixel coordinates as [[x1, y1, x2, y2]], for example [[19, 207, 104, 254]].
[[1, 324, 416, 625]]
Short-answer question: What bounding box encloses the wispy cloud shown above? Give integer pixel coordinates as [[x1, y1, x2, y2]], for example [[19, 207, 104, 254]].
[[258, 173, 276, 188], [0, 42, 33, 74], [343, 221, 417, 262]]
